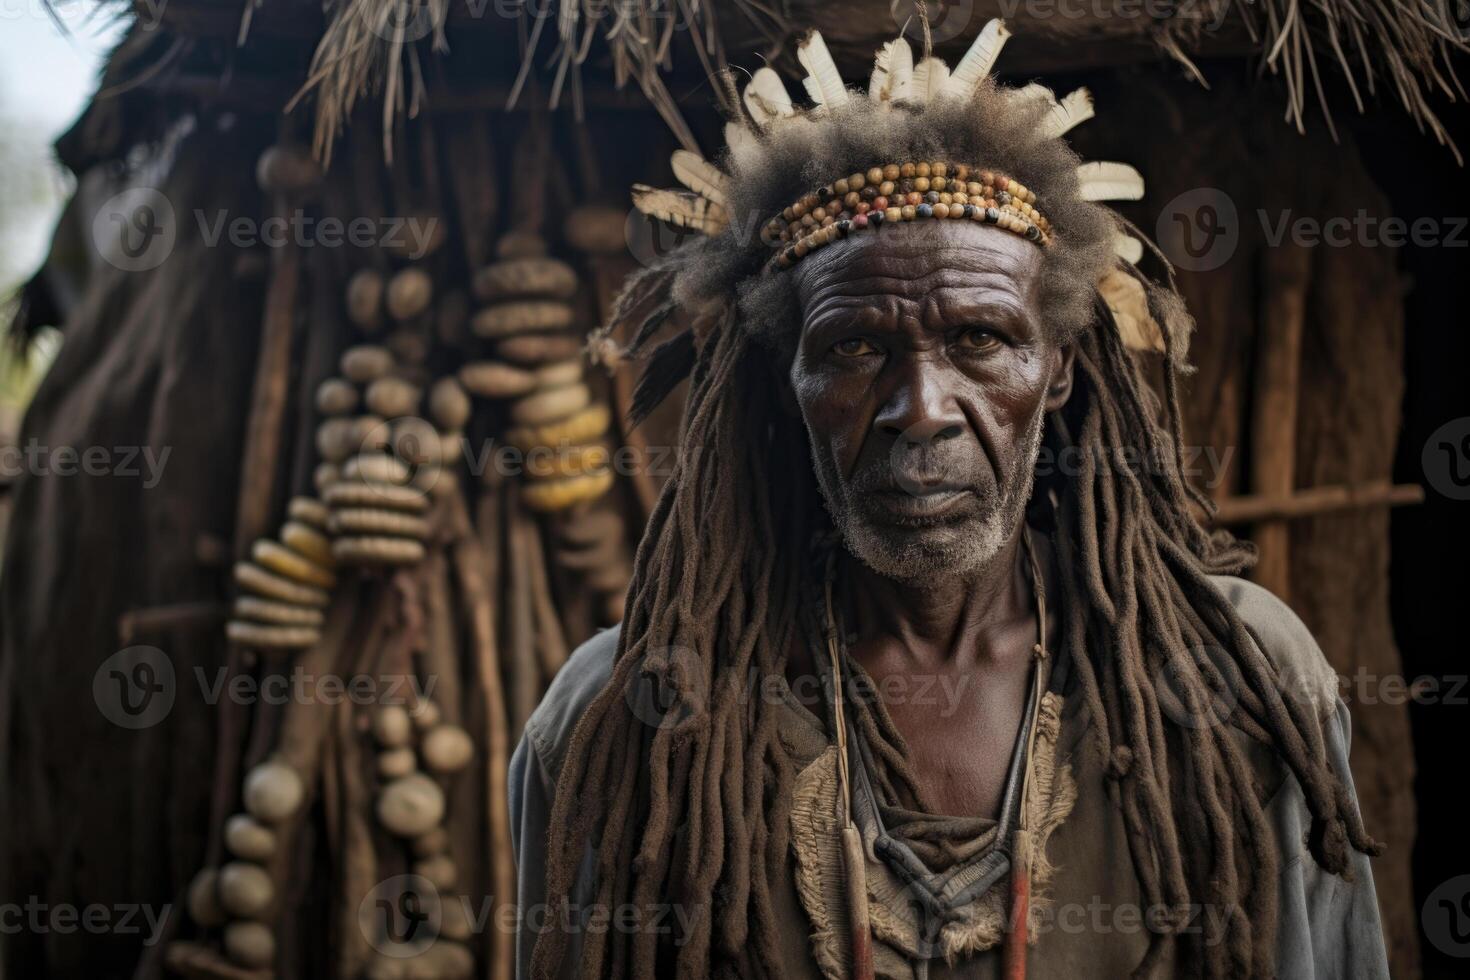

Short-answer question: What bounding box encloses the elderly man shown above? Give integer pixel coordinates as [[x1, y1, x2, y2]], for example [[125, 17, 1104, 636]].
[[510, 23, 1387, 980]]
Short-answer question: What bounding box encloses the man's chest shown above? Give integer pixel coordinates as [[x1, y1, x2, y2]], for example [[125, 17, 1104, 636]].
[[853, 654, 1033, 818]]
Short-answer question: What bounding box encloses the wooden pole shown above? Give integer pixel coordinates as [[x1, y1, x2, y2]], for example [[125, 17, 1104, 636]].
[[1249, 244, 1311, 600]]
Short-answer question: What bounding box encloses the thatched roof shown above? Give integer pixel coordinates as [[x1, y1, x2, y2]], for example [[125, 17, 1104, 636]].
[[60, 0, 1470, 168]]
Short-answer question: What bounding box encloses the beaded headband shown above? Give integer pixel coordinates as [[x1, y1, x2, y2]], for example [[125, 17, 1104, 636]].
[[631, 20, 1149, 272], [767, 162, 1048, 270]]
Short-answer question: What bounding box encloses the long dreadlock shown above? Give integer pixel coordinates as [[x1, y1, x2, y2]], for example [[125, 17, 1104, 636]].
[[532, 278, 1378, 979], [532, 72, 1377, 980]]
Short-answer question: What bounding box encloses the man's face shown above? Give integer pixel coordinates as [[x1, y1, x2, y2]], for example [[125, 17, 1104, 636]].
[[789, 220, 1074, 583]]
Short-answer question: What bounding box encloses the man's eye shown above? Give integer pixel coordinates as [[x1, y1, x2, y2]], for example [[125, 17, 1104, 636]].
[[956, 328, 1001, 352], [832, 337, 879, 357]]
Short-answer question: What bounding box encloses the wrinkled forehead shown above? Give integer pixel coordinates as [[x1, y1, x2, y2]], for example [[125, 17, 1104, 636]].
[[789, 220, 1046, 319]]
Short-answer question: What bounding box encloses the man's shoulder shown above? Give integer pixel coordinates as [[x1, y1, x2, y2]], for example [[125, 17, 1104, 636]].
[[523, 623, 623, 782], [1208, 574, 1338, 721]]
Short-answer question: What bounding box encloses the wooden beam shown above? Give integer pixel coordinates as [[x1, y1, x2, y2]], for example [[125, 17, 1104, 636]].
[[1200, 482, 1424, 526]]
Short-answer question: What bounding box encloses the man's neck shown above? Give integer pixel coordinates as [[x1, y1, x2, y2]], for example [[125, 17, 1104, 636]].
[[841, 527, 1035, 669]]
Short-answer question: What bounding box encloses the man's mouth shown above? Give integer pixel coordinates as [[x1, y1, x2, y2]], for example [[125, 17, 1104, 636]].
[[861, 485, 977, 526]]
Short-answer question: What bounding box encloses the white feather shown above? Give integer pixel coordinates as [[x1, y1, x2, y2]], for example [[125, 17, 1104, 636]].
[[1039, 88, 1095, 140], [670, 149, 729, 206], [724, 122, 759, 172], [910, 58, 950, 104], [940, 19, 1009, 99], [742, 67, 794, 128], [868, 37, 913, 105], [631, 185, 728, 235], [1077, 161, 1145, 201], [797, 32, 849, 109], [1114, 233, 1145, 265]]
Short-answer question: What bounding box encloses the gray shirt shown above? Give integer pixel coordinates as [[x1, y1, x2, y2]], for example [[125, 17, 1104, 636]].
[[509, 575, 1389, 978]]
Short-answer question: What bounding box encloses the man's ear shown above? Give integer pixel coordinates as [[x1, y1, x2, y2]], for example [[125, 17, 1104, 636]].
[[1045, 342, 1076, 412]]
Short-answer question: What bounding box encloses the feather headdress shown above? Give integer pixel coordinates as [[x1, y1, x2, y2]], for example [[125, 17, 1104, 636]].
[[609, 18, 1179, 416]]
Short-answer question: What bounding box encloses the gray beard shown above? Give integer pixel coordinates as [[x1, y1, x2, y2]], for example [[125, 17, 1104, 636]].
[[812, 407, 1046, 586]]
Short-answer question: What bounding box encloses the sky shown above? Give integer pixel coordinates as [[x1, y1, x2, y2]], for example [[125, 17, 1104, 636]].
[[0, 1, 127, 284]]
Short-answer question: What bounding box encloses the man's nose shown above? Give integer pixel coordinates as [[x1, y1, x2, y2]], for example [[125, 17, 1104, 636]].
[[875, 361, 966, 445]]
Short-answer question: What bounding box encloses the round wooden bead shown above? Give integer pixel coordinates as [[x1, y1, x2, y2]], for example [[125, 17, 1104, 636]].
[[253, 540, 336, 589], [243, 760, 305, 823], [223, 921, 275, 969], [412, 701, 442, 730], [316, 418, 358, 463], [218, 862, 274, 919], [558, 508, 623, 547], [341, 345, 395, 384], [428, 379, 471, 430], [420, 725, 474, 774], [316, 378, 359, 416], [521, 468, 614, 513], [328, 508, 431, 539], [332, 536, 427, 566], [459, 361, 537, 399], [471, 300, 576, 338], [187, 869, 226, 927], [414, 855, 457, 891], [386, 268, 433, 321], [511, 383, 591, 426], [524, 443, 610, 480], [473, 257, 577, 302], [324, 481, 428, 513], [287, 497, 329, 529], [342, 453, 412, 486], [314, 463, 341, 493], [534, 359, 583, 389], [376, 774, 445, 838], [233, 596, 325, 627], [498, 333, 583, 365], [505, 403, 611, 452], [225, 621, 321, 649], [373, 706, 414, 748], [281, 521, 334, 568], [365, 377, 421, 419], [390, 419, 443, 467], [345, 269, 385, 331], [234, 562, 330, 607], [378, 747, 418, 779], [224, 815, 278, 862], [255, 145, 321, 194]]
